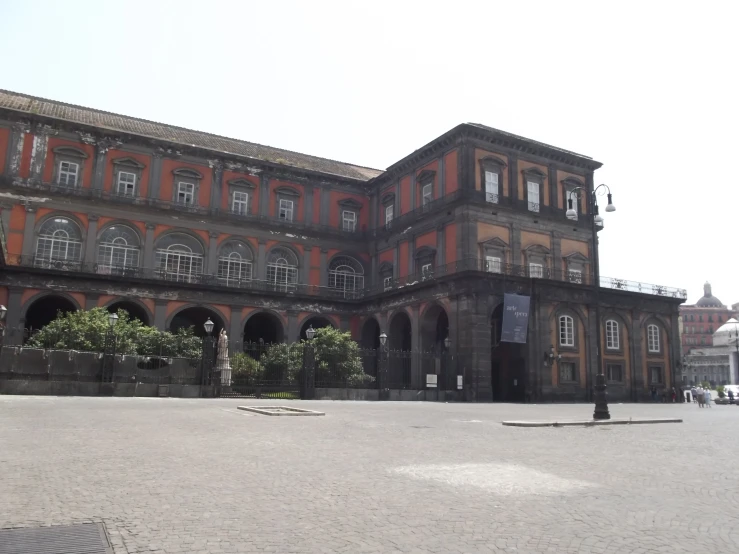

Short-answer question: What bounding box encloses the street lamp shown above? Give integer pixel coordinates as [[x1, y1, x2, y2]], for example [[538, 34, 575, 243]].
[[566, 184, 615, 420], [204, 318, 214, 335], [379, 332, 387, 347], [0, 304, 7, 349], [201, 318, 215, 395], [305, 325, 316, 340], [544, 344, 561, 366], [444, 336, 450, 349], [302, 325, 317, 400], [0, 304, 7, 321], [378, 332, 389, 400], [108, 312, 118, 327]]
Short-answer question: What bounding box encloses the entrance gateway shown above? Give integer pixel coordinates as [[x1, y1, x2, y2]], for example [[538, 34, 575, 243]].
[[491, 294, 531, 403]]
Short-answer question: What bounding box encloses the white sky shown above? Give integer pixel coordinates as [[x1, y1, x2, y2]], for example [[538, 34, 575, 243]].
[[1, 0, 736, 306]]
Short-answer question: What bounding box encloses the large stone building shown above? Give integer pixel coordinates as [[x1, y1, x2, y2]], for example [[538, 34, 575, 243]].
[[679, 283, 737, 355], [681, 318, 739, 386], [0, 90, 686, 402]]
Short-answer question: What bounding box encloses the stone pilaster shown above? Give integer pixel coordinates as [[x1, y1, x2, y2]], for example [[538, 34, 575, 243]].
[[257, 240, 266, 280], [207, 232, 219, 275], [5, 121, 29, 178], [209, 159, 223, 212], [229, 305, 243, 354], [154, 300, 168, 331], [286, 310, 299, 343], [143, 224, 156, 270], [410, 304, 420, 388], [319, 249, 328, 287], [84, 214, 99, 264], [302, 246, 312, 285], [148, 152, 163, 199], [85, 295, 100, 311], [21, 205, 36, 259], [438, 155, 446, 197], [258, 175, 269, 215], [303, 184, 314, 225], [29, 125, 55, 184]]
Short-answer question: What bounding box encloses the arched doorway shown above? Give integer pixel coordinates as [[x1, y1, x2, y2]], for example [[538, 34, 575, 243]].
[[169, 306, 225, 338], [24, 295, 78, 334], [388, 311, 412, 387], [108, 300, 151, 326], [420, 304, 449, 353], [490, 304, 527, 402], [243, 312, 284, 346], [360, 317, 381, 377], [300, 316, 334, 340]]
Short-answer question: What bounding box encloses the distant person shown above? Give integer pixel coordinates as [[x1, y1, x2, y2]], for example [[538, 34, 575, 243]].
[[691, 386, 698, 403], [651, 386, 658, 402], [671, 387, 676, 403], [696, 386, 705, 408], [704, 388, 712, 408], [728, 389, 735, 404], [678, 387, 684, 403]]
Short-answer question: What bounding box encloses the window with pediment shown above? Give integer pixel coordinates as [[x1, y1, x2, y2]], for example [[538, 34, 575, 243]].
[[479, 155, 506, 204], [52, 147, 88, 188], [112, 157, 145, 198]]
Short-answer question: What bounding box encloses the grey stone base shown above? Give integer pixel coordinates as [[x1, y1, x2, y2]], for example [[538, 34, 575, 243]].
[[313, 388, 465, 402], [0, 380, 201, 398]]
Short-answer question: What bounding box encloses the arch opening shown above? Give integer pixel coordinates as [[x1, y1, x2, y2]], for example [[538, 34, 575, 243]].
[[300, 317, 334, 341], [169, 306, 225, 338], [360, 317, 381, 377], [243, 312, 285, 347], [108, 301, 150, 326], [24, 295, 78, 334]]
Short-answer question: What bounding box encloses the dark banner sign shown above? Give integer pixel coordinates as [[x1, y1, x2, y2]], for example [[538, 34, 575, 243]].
[[501, 293, 531, 344]]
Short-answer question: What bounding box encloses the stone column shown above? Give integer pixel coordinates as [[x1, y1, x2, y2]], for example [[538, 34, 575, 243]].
[[630, 312, 644, 401], [509, 155, 519, 202], [85, 295, 100, 311], [29, 125, 54, 185], [551, 231, 562, 277], [319, 249, 328, 286], [438, 156, 446, 197], [303, 184, 314, 225], [207, 232, 219, 275], [154, 300, 168, 331], [393, 243, 399, 278], [209, 160, 223, 213], [21, 206, 36, 260], [436, 225, 445, 267], [84, 214, 99, 265], [229, 305, 243, 354], [0, 202, 13, 239], [457, 293, 492, 401], [287, 311, 299, 343], [143, 224, 156, 273], [5, 121, 30, 178], [5, 287, 24, 339], [302, 246, 312, 285], [409, 172, 417, 211], [257, 240, 266, 279], [510, 223, 522, 266], [340, 315, 350, 333], [548, 164, 557, 208], [408, 237, 415, 275], [92, 139, 118, 191], [369, 190, 377, 231], [410, 304, 420, 388], [319, 189, 329, 226], [258, 175, 269, 216], [148, 152, 163, 199]]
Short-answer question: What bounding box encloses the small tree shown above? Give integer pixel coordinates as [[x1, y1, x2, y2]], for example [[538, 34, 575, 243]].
[[717, 385, 725, 398], [311, 327, 373, 386], [260, 342, 304, 383], [26, 307, 201, 358], [230, 352, 264, 383]]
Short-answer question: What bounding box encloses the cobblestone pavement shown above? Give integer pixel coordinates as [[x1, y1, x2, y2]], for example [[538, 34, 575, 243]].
[[2, 397, 739, 554]]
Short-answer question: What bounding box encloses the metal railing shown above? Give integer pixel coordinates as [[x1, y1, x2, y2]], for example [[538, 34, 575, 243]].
[[5, 253, 687, 300]]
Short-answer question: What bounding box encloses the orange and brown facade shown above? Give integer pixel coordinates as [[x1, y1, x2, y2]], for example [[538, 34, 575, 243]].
[[0, 90, 685, 402]]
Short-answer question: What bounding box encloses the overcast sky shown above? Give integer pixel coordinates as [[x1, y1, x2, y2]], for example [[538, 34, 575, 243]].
[[1, 0, 736, 306]]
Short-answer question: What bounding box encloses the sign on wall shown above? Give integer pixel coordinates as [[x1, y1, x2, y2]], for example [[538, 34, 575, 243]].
[[501, 293, 531, 344]]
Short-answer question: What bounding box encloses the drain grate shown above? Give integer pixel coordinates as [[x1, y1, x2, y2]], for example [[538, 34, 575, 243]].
[[0, 523, 111, 554]]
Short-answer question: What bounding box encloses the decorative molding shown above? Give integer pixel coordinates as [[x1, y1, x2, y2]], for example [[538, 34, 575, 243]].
[[52, 145, 89, 158], [78, 132, 97, 145], [87, 214, 100, 222], [209, 231, 219, 239], [111, 156, 145, 169], [172, 167, 203, 179], [227, 178, 257, 189], [337, 198, 362, 210]]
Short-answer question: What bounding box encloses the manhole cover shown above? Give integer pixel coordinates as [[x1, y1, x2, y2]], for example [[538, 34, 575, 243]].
[[237, 405, 325, 416], [0, 523, 111, 554]]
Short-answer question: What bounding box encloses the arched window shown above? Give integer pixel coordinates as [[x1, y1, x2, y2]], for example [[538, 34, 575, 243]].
[[217, 241, 253, 285], [605, 319, 619, 350], [266, 247, 298, 290], [647, 324, 660, 353], [97, 225, 140, 274], [154, 233, 204, 283], [328, 256, 364, 292], [559, 315, 574, 347], [35, 217, 83, 269]]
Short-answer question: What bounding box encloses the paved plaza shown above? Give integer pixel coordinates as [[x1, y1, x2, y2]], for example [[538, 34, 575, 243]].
[[1, 397, 739, 554]]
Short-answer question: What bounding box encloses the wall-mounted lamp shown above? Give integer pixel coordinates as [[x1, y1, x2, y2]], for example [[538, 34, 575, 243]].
[[544, 344, 561, 366]]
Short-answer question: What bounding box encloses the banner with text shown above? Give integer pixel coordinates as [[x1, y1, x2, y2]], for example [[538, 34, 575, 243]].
[[501, 293, 531, 344]]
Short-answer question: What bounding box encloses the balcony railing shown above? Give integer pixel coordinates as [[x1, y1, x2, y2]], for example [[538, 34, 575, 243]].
[[6, 254, 687, 301]]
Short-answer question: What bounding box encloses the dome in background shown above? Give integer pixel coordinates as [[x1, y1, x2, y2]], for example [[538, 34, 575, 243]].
[[695, 282, 725, 308], [713, 318, 739, 346]]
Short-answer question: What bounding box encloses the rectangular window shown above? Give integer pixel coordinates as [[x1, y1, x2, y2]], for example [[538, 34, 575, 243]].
[[484, 171, 499, 203], [279, 199, 294, 222], [559, 316, 574, 347], [385, 204, 394, 226], [648, 324, 660, 353], [422, 183, 433, 206], [527, 181, 540, 212], [342, 210, 357, 232], [383, 276, 392, 291], [606, 320, 620, 350], [58, 161, 79, 187], [560, 362, 576, 383], [567, 269, 582, 284], [529, 263, 543, 278], [177, 182, 195, 205], [485, 256, 502, 273], [649, 366, 663, 384], [116, 171, 136, 197], [606, 364, 623, 382], [232, 191, 249, 215]]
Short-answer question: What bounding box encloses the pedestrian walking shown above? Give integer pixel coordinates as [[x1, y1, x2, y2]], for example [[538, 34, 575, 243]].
[[704, 388, 712, 408], [729, 389, 735, 404], [696, 385, 705, 408], [678, 387, 684, 403], [671, 387, 676, 403], [691, 386, 698, 403], [651, 386, 658, 402]]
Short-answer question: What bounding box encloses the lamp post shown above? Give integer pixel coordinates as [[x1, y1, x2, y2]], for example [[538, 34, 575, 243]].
[[201, 318, 215, 395], [567, 184, 615, 420], [730, 324, 739, 386], [101, 311, 119, 384], [303, 325, 316, 400], [379, 332, 389, 400], [0, 304, 7, 350]]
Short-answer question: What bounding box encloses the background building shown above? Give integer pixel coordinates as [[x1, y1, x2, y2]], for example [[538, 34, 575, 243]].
[[0, 90, 686, 402], [679, 283, 737, 355], [681, 318, 739, 386]]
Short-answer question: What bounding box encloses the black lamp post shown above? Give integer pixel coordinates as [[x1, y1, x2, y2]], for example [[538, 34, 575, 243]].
[[0, 304, 7, 349], [201, 318, 215, 393], [302, 325, 316, 400], [379, 332, 389, 400], [101, 311, 119, 384], [567, 184, 615, 420]]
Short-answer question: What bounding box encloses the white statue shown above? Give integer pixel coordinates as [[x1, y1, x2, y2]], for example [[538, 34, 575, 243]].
[[216, 329, 231, 386]]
